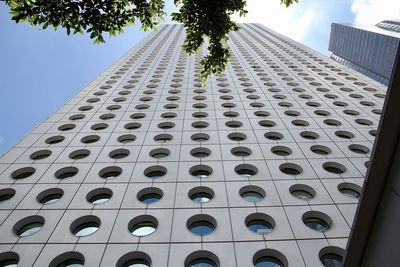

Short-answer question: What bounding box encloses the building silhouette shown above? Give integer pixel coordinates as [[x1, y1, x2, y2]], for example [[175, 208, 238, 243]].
[[329, 20, 400, 85], [0, 24, 386, 266]]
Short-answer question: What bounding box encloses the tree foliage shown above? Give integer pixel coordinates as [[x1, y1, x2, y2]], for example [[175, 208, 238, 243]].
[[1, 0, 298, 81]]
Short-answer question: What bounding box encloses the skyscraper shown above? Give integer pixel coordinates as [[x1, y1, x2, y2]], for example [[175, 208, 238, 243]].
[[0, 24, 385, 266], [329, 20, 400, 85]]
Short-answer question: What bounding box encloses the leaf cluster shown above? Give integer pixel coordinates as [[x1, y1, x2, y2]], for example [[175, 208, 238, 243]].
[[2, 0, 165, 43], [1, 0, 299, 82]]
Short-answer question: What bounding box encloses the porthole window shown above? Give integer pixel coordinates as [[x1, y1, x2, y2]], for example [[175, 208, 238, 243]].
[[225, 120, 242, 128], [264, 132, 283, 140], [189, 187, 215, 203], [87, 188, 113, 204], [45, 135, 65, 144], [149, 148, 170, 159], [158, 122, 175, 129], [99, 166, 122, 179], [137, 187, 163, 204], [254, 111, 270, 117], [118, 134, 136, 143], [300, 131, 319, 140], [71, 215, 100, 237], [369, 129, 377, 137], [187, 214, 217, 236], [279, 163, 302, 175], [117, 251, 151, 267], [335, 130, 354, 139], [125, 122, 142, 130], [191, 147, 211, 158], [13, 215, 44, 237], [228, 132, 247, 141], [55, 167, 78, 179], [314, 110, 331, 116], [319, 247, 345, 267], [338, 182, 361, 198], [292, 119, 309, 127], [323, 162, 346, 174], [161, 112, 178, 119], [246, 213, 275, 234], [81, 135, 100, 144], [231, 146, 252, 157], [11, 167, 36, 180], [0, 252, 19, 267], [271, 146, 292, 156], [223, 111, 239, 118], [192, 112, 208, 118], [49, 252, 85, 267], [189, 165, 213, 178], [30, 149, 52, 160], [310, 145, 331, 155], [355, 118, 373, 126], [253, 249, 287, 267], [58, 123, 76, 131], [259, 120, 276, 128], [289, 184, 316, 200], [240, 185, 266, 202], [0, 188, 16, 203], [130, 113, 146, 119], [37, 188, 64, 204], [153, 133, 173, 143], [128, 215, 158, 237], [284, 110, 300, 117], [99, 113, 116, 120], [185, 251, 219, 267], [109, 148, 130, 159], [235, 164, 258, 177], [69, 149, 90, 160], [144, 166, 167, 179], [324, 119, 341, 126], [302, 211, 332, 232], [191, 133, 210, 142], [348, 144, 370, 154]]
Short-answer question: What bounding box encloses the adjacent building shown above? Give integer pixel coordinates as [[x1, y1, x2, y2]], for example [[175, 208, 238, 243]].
[[0, 24, 386, 266], [329, 20, 400, 85]]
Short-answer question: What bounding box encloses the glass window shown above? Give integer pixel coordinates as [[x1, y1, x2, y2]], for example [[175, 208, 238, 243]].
[[255, 256, 285, 267], [0, 259, 18, 267], [241, 191, 264, 202], [57, 259, 84, 267], [0, 188, 15, 203], [188, 221, 215, 236], [16, 222, 43, 237], [190, 192, 213, 203], [189, 259, 217, 267], [291, 190, 313, 200], [339, 188, 360, 198], [320, 253, 343, 267], [122, 259, 150, 267], [88, 193, 111, 204], [139, 193, 162, 204], [304, 217, 330, 232], [39, 193, 63, 204], [72, 222, 100, 237], [130, 222, 157, 237], [247, 220, 273, 234]]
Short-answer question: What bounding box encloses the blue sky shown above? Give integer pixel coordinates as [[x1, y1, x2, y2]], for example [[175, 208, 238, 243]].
[[0, 0, 398, 155]]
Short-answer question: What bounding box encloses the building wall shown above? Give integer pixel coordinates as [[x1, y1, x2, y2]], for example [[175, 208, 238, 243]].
[[0, 24, 386, 266], [329, 23, 400, 85]]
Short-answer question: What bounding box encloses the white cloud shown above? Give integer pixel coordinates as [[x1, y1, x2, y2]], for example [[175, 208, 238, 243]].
[[231, 0, 317, 42], [351, 0, 400, 25]]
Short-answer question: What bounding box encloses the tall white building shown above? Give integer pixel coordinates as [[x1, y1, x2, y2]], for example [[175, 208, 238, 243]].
[[0, 24, 386, 267]]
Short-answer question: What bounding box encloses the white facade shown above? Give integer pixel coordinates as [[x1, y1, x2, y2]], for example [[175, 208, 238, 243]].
[[0, 24, 386, 266]]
